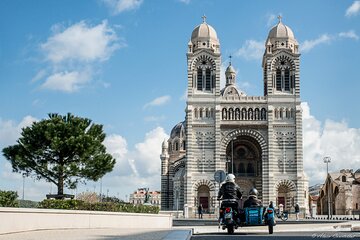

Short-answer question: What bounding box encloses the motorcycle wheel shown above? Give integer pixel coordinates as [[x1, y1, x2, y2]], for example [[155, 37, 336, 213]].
[[227, 225, 234, 234], [281, 214, 288, 221]]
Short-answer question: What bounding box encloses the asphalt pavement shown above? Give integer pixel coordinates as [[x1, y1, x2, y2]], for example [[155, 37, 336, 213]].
[[0, 220, 359, 240]]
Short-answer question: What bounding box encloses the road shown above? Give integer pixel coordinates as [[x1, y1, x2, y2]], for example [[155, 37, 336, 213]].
[[192, 231, 360, 240], [184, 220, 360, 240]]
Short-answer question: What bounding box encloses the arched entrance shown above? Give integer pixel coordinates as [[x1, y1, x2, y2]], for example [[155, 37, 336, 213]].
[[197, 185, 210, 213], [226, 136, 262, 199], [275, 180, 296, 212]]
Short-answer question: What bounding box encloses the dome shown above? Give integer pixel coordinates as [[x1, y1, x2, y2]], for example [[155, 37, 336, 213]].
[[189, 16, 220, 52], [268, 21, 295, 39], [225, 64, 236, 74], [191, 22, 219, 43], [170, 121, 186, 139], [264, 16, 299, 54]]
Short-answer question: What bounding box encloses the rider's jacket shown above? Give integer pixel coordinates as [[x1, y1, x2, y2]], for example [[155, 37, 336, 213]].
[[243, 196, 262, 208], [217, 181, 242, 200]]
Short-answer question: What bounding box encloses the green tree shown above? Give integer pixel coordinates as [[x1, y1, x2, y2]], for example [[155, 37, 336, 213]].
[[2, 113, 115, 197]]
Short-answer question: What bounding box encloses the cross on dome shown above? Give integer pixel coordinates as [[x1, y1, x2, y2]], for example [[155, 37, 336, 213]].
[[277, 15, 282, 23], [202, 15, 207, 23], [229, 55, 232, 65]]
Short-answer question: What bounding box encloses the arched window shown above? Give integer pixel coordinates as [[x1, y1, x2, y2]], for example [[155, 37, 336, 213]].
[[199, 108, 203, 118], [235, 108, 240, 120], [222, 108, 227, 120], [248, 108, 253, 120], [194, 108, 198, 119], [279, 109, 283, 118], [205, 68, 211, 91], [261, 108, 267, 120], [197, 68, 203, 90], [286, 109, 290, 118], [182, 141, 186, 150], [254, 108, 260, 120], [169, 143, 172, 152], [175, 141, 179, 151], [276, 69, 282, 91], [229, 108, 234, 120], [275, 109, 279, 119], [241, 108, 247, 120], [342, 176, 346, 182], [284, 68, 290, 91], [205, 108, 210, 118]]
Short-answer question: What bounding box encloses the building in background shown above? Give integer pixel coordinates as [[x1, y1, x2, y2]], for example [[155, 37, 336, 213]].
[[309, 183, 323, 216], [318, 169, 360, 215], [161, 16, 308, 216], [129, 188, 161, 207]]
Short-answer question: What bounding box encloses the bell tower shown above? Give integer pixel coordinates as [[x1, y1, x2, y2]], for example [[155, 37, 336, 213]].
[[262, 15, 300, 97], [262, 16, 307, 210], [184, 16, 221, 214]]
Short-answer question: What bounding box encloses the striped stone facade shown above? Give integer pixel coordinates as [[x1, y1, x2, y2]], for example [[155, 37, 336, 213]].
[[161, 18, 308, 216]]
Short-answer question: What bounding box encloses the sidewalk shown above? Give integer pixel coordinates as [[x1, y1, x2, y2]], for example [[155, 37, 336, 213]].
[[0, 228, 192, 240]]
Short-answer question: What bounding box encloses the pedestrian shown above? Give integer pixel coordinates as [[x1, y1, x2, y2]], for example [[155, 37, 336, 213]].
[[295, 203, 300, 221], [198, 204, 203, 219]]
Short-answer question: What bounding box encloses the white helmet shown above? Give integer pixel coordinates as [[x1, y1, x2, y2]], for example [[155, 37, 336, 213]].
[[226, 173, 235, 182]]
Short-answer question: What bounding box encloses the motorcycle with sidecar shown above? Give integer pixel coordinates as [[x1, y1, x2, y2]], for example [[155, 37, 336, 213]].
[[218, 199, 275, 234]]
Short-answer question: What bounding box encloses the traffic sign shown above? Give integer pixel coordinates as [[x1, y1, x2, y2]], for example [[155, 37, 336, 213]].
[[214, 170, 226, 183]]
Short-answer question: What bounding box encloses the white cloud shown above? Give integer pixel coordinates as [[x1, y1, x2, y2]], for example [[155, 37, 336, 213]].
[[339, 30, 359, 40], [235, 40, 264, 61], [302, 102, 360, 185], [31, 69, 47, 83], [41, 20, 120, 63], [133, 127, 168, 176], [34, 20, 122, 93], [102, 0, 143, 15], [346, 1, 360, 17], [41, 70, 91, 93], [300, 34, 332, 53], [98, 127, 168, 199], [143, 95, 171, 109], [0, 116, 37, 148]]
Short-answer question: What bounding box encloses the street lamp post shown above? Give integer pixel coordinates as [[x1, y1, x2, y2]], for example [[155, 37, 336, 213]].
[[323, 156, 331, 219], [22, 174, 25, 200]]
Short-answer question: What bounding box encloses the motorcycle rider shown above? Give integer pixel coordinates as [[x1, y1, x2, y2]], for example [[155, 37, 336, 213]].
[[217, 173, 242, 201], [217, 174, 242, 222], [243, 188, 262, 208]]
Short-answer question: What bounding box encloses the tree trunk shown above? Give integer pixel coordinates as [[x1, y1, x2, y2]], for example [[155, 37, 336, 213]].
[[57, 167, 64, 198]]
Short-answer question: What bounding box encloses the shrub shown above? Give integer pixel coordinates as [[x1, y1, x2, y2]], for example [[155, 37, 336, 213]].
[[38, 199, 159, 214], [18, 200, 39, 208], [0, 190, 19, 207]]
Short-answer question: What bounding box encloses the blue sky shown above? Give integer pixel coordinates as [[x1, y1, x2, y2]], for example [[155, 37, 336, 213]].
[[1, 0, 360, 201]]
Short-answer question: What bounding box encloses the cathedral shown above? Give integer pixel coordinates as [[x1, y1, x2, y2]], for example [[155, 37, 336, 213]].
[[160, 16, 308, 216]]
